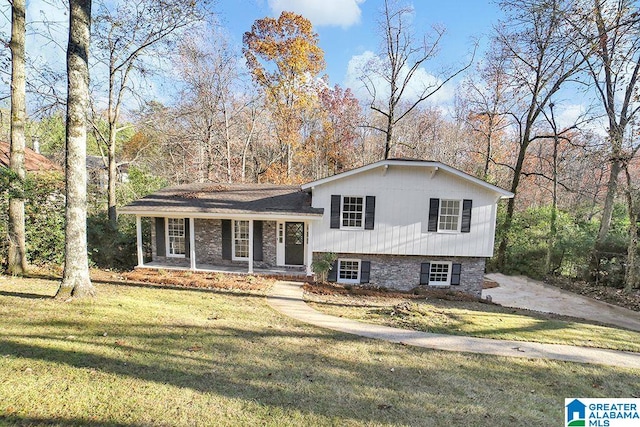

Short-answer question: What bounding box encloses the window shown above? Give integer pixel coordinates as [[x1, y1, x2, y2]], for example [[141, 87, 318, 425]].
[[331, 195, 375, 230], [342, 196, 364, 228], [338, 259, 361, 284], [428, 199, 472, 233], [233, 220, 249, 259], [428, 262, 451, 286], [439, 200, 461, 231], [167, 218, 185, 257]]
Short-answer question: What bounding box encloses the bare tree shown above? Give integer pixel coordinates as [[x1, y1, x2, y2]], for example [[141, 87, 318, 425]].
[[175, 32, 248, 183], [56, 0, 94, 299], [571, 0, 640, 271], [458, 51, 513, 181], [7, 0, 28, 274], [493, 0, 586, 269], [360, 0, 473, 159], [91, 0, 206, 224]]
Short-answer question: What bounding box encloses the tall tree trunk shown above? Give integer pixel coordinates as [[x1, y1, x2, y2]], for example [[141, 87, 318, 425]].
[[384, 118, 393, 160], [624, 167, 639, 291], [546, 104, 559, 274], [7, 0, 28, 275], [107, 125, 117, 225], [57, 0, 95, 299], [496, 141, 528, 270], [592, 155, 623, 250]]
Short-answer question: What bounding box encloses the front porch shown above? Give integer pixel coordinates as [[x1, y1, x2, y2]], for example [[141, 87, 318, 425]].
[[133, 215, 318, 278]]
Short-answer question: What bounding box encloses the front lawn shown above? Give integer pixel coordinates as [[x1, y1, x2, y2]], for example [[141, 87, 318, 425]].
[[1, 272, 638, 426]]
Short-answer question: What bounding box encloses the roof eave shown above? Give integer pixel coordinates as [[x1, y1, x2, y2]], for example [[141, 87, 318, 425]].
[[118, 208, 324, 221]]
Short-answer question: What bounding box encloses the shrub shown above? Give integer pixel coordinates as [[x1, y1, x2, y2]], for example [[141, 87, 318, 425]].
[[1, 171, 65, 268]]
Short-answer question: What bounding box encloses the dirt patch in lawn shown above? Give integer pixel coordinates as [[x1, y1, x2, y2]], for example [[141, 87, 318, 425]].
[[303, 282, 490, 303], [114, 269, 273, 291]]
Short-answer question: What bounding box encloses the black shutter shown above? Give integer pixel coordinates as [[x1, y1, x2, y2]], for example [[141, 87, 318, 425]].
[[330, 195, 341, 229], [428, 198, 440, 232], [184, 218, 190, 256], [253, 220, 263, 262], [221, 220, 232, 260], [461, 200, 472, 233], [451, 263, 462, 285], [327, 260, 338, 282], [155, 217, 165, 257], [360, 261, 371, 283], [364, 196, 376, 230], [420, 262, 430, 285]]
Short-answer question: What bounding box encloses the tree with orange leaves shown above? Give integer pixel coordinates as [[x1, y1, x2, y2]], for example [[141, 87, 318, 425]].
[[243, 11, 325, 182]]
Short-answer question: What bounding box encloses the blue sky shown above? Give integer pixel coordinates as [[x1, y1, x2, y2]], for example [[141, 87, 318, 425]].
[[9, 0, 505, 115], [216, 0, 503, 88]]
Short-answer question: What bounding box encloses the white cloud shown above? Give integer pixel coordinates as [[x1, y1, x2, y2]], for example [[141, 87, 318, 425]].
[[268, 0, 364, 28], [344, 51, 456, 106]]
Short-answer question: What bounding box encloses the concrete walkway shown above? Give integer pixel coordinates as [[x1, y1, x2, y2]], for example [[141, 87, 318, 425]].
[[267, 281, 640, 369], [484, 273, 640, 332]]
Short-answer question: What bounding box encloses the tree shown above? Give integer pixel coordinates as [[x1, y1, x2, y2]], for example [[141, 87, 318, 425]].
[[572, 0, 640, 272], [7, 0, 28, 274], [175, 31, 251, 183], [360, 0, 473, 159], [56, 0, 94, 299], [91, 0, 206, 224], [459, 52, 512, 181], [315, 84, 362, 178], [623, 158, 640, 290], [243, 11, 325, 181], [493, 0, 585, 270]]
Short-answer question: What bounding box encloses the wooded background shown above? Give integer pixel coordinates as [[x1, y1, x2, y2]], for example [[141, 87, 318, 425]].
[[1, 0, 639, 293]]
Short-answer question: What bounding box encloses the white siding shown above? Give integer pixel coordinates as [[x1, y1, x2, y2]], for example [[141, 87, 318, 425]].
[[310, 165, 501, 257]]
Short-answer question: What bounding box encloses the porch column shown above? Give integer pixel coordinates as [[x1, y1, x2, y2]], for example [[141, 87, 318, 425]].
[[248, 219, 254, 274], [136, 215, 144, 267], [306, 221, 313, 276], [189, 217, 196, 270]]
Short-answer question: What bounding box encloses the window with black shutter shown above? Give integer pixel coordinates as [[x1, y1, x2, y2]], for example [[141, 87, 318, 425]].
[[331, 195, 376, 230], [427, 198, 472, 233]]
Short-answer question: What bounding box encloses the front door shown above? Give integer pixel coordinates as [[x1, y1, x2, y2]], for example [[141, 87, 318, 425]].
[[284, 222, 304, 265]]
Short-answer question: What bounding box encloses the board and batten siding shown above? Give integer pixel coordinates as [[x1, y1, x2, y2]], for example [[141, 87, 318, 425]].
[[309, 165, 500, 257]]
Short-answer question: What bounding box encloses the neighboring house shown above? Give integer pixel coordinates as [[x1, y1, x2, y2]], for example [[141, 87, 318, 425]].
[[86, 155, 130, 190], [0, 141, 61, 173], [120, 159, 513, 296]]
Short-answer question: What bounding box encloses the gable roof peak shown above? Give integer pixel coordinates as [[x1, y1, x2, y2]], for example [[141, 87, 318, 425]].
[[301, 159, 514, 199]]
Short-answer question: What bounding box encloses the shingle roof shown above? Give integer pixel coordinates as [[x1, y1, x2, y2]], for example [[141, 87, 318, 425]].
[[119, 183, 323, 217], [0, 141, 61, 172]]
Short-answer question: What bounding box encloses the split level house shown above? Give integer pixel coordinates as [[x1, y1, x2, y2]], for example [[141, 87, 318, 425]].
[[120, 159, 514, 297]]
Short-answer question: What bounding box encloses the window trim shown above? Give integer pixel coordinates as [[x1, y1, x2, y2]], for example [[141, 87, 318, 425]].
[[340, 195, 365, 230], [438, 199, 462, 233], [166, 217, 186, 258], [428, 261, 452, 287], [232, 219, 250, 260], [337, 258, 361, 284]]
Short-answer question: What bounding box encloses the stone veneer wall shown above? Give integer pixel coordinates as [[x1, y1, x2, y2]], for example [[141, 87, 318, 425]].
[[192, 218, 277, 269], [316, 252, 486, 297], [150, 218, 279, 268]]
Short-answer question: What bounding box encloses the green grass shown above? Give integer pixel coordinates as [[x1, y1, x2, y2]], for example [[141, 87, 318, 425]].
[[305, 292, 640, 352], [1, 274, 639, 426]]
